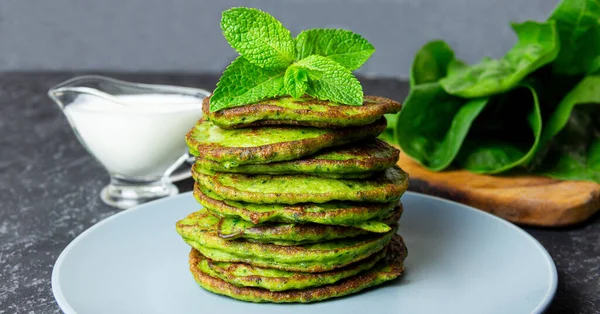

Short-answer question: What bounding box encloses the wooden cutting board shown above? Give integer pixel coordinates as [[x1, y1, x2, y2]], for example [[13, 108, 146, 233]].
[[397, 153, 600, 227]]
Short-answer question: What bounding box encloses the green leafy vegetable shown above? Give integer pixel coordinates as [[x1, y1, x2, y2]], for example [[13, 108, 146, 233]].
[[379, 114, 397, 143], [537, 76, 600, 182], [393, 0, 600, 184], [212, 7, 374, 111], [396, 83, 488, 170], [540, 107, 600, 183], [458, 142, 528, 173], [387, 40, 463, 149], [296, 29, 375, 71], [284, 65, 309, 99], [541, 75, 600, 143], [410, 40, 456, 87], [446, 59, 468, 76], [456, 85, 543, 173], [221, 8, 296, 70], [295, 55, 364, 106], [542, 140, 600, 183], [440, 21, 559, 98], [396, 41, 488, 170], [550, 0, 600, 75], [210, 57, 286, 111]]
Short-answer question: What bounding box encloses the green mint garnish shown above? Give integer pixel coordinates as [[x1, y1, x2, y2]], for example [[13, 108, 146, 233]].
[[295, 29, 375, 71], [211, 7, 373, 112], [284, 65, 309, 99], [210, 57, 286, 112]]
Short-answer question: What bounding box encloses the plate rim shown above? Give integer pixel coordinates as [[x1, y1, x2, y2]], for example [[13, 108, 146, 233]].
[[51, 191, 558, 314]]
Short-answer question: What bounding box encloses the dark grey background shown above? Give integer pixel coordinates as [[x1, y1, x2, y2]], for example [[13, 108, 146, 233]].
[[0, 0, 559, 77]]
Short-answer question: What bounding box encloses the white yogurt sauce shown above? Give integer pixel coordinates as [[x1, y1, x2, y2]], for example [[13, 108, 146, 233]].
[[64, 94, 203, 178]]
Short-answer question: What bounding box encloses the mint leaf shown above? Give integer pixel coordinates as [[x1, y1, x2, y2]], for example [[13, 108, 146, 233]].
[[210, 57, 286, 112], [284, 65, 309, 99], [295, 55, 363, 106], [296, 29, 374, 70], [221, 8, 295, 70]]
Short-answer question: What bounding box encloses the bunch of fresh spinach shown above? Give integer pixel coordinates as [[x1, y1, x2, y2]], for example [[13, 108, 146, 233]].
[[387, 0, 600, 183]]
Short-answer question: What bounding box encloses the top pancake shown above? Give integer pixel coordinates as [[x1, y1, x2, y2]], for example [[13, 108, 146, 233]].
[[204, 95, 402, 129]]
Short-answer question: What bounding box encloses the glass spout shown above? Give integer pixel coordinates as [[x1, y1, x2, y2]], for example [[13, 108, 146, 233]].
[[48, 75, 208, 109]]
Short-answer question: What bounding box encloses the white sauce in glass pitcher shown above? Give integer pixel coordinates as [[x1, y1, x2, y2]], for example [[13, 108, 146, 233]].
[[64, 94, 203, 178]]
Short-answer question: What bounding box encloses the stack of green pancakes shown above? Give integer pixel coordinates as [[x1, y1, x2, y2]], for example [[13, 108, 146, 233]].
[[177, 95, 408, 303]]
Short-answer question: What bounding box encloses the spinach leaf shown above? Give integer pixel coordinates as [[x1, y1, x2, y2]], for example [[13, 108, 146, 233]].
[[540, 107, 600, 183], [549, 0, 600, 75], [440, 21, 559, 98], [395, 83, 488, 171], [456, 84, 543, 173], [541, 75, 600, 143], [379, 113, 398, 143], [381, 40, 460, 146], [410, 40, 455, 87], [446, 58, 468, 76], [542, 144, 600, 183], [537, 76, 600, 183]]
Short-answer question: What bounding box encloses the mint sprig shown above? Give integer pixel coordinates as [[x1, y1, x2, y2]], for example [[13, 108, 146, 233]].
[[210, 7, 373, 112]]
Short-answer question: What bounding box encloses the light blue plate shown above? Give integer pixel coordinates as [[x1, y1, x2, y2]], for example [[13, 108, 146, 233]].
[[52, 192, 557, 314]]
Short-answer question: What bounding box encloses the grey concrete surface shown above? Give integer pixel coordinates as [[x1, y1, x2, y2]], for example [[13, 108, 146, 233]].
[[0, 72, 598, 313]]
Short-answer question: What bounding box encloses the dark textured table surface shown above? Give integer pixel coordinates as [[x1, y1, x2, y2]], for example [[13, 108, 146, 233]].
[[0, 73, 598, 314]]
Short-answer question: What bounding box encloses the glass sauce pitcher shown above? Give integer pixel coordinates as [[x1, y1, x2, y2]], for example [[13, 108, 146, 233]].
[[49, 75, 209, 209]]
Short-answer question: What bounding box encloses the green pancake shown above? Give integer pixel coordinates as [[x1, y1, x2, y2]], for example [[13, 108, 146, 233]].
[[203, 95, 402, 129], [193, 166, 409, 204], [194, 184, 400, 228], [178, 222, 396, 272], [188, 235, 407, 303], [194, 139, 399, 179], [198, 244, 389, 292], [185, 118, 386, 167]]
